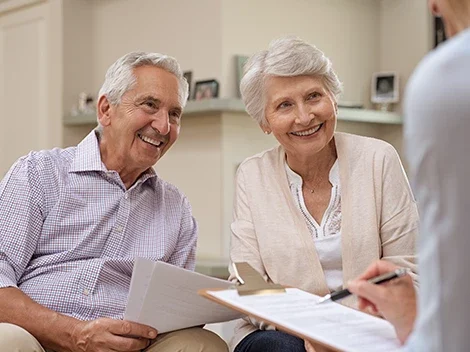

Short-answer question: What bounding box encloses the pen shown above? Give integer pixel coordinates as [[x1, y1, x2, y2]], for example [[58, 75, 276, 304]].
[[317, 268, 409, 304]]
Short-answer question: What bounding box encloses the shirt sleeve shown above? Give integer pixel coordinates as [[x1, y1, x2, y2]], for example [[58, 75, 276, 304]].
[[379, 144, 419, 286], [0, 156, 44, 288], [168, 196, 197, 271]]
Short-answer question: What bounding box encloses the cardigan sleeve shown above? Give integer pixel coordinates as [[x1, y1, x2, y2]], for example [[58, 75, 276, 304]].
[[229, 165, 268, 282], [229, 163, 278, 333], [379, 144, 419, 285]]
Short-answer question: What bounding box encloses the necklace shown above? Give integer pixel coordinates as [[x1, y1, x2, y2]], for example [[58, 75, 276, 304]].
[[304, 174, 323, 194]]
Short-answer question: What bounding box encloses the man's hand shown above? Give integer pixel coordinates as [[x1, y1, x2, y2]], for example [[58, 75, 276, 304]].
[[347, 260, 417, 344], [70, 318, 157, 352]]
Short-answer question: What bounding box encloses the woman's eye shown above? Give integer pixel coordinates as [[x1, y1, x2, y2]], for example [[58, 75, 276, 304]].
[[278, 101, 292, 109], [308, 92, 321, 100]]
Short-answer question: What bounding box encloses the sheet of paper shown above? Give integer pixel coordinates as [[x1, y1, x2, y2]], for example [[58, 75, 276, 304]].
[[124, 258, 244, 333], [207, 288, 403, 352]]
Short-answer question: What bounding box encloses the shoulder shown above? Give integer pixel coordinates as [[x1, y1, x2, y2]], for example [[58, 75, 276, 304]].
[[335, 132, 397, 160], [238, 145, 282, 172], [6, 146, 75, 179], [152, 174, 189, 207], [406, 29, 470, 114]]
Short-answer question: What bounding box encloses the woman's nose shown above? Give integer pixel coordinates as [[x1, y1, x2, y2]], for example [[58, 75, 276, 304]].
[[295, 105, 314, 126]]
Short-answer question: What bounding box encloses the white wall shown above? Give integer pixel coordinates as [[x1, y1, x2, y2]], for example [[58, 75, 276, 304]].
[[90, 0, 223, 99], [221, 0, 381, 107], [379, 0, 432, 113], [155, 114, 224, 259]]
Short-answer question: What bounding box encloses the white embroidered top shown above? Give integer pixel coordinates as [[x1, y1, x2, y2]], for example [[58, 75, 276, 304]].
[[285, 160, 343, 291]]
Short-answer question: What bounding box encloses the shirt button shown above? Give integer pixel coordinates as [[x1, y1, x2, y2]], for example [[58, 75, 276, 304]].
[[115, 225, 123, 233], [83, 289, 89, 296], [124, 193, 129, 199]]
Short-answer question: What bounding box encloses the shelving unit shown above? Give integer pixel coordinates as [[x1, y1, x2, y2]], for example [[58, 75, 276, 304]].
[[63, 98, 402, 126]]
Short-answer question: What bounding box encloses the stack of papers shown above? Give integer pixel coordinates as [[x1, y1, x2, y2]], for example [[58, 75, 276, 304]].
[[124, 258, 243, 333]]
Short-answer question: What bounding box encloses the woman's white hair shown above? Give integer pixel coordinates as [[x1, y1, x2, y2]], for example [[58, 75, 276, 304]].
[[240, 37, 343, 126], [98, 51, 189, 108]]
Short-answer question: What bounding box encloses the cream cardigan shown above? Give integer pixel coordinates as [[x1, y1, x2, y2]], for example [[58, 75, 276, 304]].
[[228, 132, 419, 350]]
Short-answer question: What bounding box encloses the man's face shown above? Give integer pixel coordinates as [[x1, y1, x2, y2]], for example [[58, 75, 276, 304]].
[[100, 65, 182, 172]]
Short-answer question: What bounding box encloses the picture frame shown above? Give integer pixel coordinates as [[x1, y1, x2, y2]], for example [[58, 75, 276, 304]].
[[434, 16, 447, 48], [235, 55, 249, 98], [194, 79, 219, 100], [371, 72, 399, 104], [183, 71, 192, 100]]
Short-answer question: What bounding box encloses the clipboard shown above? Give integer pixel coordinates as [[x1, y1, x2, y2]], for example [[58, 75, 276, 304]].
[[198, 262, 402, 352]]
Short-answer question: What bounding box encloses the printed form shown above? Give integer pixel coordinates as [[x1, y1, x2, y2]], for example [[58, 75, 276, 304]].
[[207, 288, 403, 352]]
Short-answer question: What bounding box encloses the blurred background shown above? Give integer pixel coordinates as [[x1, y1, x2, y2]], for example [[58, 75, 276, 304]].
[[0, 0, 433, 273]]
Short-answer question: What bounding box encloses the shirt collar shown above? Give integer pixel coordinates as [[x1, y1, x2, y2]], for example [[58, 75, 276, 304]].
[[285, 158, 340, 188], [69, 129, 158, 185], [69, 130, 106, 173]]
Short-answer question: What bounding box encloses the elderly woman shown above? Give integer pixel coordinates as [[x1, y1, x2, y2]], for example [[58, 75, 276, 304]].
[[229, 37, 419, 352]]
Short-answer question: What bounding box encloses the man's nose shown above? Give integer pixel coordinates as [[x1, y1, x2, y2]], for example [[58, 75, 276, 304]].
[[151, 110, 170, 135]]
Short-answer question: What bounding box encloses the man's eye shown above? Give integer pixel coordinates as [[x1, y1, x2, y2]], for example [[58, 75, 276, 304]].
[[170, 111, 181, 121], [143, 101, 157, 109]]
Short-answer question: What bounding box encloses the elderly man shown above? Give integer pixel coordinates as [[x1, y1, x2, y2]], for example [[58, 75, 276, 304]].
[[0, 52, 228, 352]]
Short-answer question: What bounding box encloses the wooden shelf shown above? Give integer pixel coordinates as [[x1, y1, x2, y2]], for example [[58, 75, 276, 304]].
[[63, 98, 402, 126]]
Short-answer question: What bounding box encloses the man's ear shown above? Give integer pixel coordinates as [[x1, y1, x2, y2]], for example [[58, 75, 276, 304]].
[[97, 95, 112, 127]]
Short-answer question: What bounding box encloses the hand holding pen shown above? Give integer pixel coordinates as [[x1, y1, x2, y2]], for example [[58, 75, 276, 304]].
[[346, 260, 417, 344], [318, 267, 409, 304]]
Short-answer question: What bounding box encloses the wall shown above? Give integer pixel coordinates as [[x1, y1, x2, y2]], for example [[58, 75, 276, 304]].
[[220, 0, 381, 107], [62, 0, 94, 147], [90, 0, 223, 99], [0, 0, 62, 176], [378, 0, 432, 157], [379, 0, 432, 113], [155, 114, 224, 259]]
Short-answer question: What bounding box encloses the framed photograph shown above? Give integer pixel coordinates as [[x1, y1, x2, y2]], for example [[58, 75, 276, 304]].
[[434, 16, 447, 48], [194, 79, 219, 100], [371, 72, 399, 104], [235, 55, 249, 98], [183, 71, 192, 100]]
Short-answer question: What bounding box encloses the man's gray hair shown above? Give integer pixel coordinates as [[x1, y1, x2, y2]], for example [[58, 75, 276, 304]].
[[98, 51, 189, 108], [240, 37, 343, 126]]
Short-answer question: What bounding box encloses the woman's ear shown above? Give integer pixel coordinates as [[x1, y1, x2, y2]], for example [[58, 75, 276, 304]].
[[97, 95, 112, 127], [259, 123, 271, 135]]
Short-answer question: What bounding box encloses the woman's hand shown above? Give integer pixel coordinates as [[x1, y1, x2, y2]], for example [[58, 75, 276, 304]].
[[304, 340, 317, 352], [347, 260, 417, 344]]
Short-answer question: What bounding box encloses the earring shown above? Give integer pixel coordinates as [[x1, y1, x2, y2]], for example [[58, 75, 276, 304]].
[[264, 130, 270, 135]]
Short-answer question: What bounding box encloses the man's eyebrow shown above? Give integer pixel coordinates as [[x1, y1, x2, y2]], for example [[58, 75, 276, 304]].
[[137, 95, 161, 104]]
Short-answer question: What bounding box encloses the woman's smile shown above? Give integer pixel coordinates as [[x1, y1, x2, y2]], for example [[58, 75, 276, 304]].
[[289, 123, 323, 137]]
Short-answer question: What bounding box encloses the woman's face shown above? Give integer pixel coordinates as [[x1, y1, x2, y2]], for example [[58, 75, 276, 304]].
[[263, 75, 337, 158]]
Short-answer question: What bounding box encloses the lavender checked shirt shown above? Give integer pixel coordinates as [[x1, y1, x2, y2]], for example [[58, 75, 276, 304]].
[[0, 130, 197, 320]]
